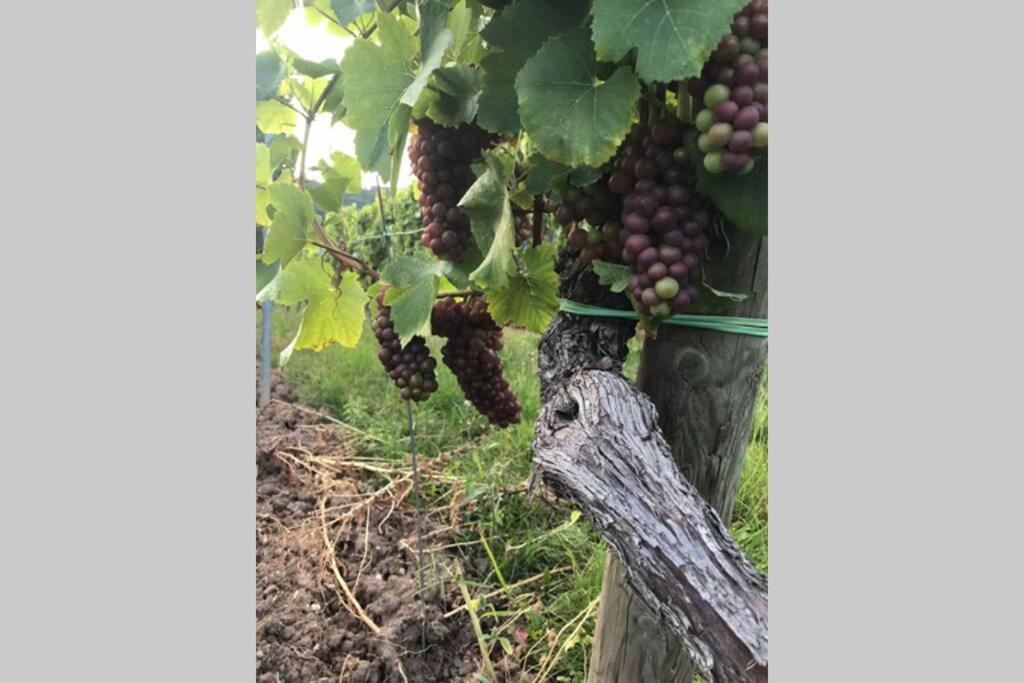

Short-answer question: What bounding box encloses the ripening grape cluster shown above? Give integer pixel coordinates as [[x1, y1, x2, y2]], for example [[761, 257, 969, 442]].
[[373, 288, 439, 402], [610, 121, 709, 318], [408, 119, 494, 261], [431, 297, 521, 428], [513, 209, 533, 247], [688, 0, 768, 174], [548, 182, 625, 265]]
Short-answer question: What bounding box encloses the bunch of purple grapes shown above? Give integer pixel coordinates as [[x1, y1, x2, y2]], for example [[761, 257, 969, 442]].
[[688, 0, 768, 174], [546, 182, 625, 264], [372, 288, 439, 402], [431, 297, 521, 428], [610, 121, 709, 318], [408, 119, 494, 261]]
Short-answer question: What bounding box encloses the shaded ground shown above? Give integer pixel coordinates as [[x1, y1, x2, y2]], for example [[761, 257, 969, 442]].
[[256, 372, 517, 682]]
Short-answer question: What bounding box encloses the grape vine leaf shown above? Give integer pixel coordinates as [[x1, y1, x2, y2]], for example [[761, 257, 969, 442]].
[[446, 0, 484, 63], [309, 152, 362, 213], [256, 189, 271, 225], [476, 0, 590, 134], [591, 260, 631, 293], [460, 154, 516, 289], [689, 136, 768, 235], [256, 101, 298, 135], [515, 27, 640, 168], [322, 74, 347, 123], [590, 0, 748, 83], [331, 0, 375, 26], [256, 144, 272, 187], [256, 257, 280, 294], [292, 57, 339, 79], [269, 135, 302, 170], [439, 242, 483, 290], [427, 65, 483, 127], [341, 10, 450, 177], [486, 244, 559, 333], [256, 51, 285, 100], [263, 183, 314, 267], [258, 260, 368, 363], [524, 154, 570, 195], [418, 0, 455, 65], [381, 255, 443, 345], [257, 0, 292, 37]]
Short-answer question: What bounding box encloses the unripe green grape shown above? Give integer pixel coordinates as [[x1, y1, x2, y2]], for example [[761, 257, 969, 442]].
[[697, 133, 717, 153], [703, 84, 731, 109], [655, 277, 680, 300], [751, 122, 768, 147], [741, 37, 761, 55], [672, 146, 688, 164], [704, 151, 724, 174], [650, 302, 672, 318], [586, 229, 604, 245], [738, 158, 756, 175], [695, 108, 714, 133]]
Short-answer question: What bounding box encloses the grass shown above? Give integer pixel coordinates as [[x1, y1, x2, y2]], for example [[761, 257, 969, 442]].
[[262, 305, 767, 681]]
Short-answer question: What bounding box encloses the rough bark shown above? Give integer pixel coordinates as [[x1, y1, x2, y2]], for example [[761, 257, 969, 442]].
[[587, 226, 768, 682], [532, 238, 769, 682]]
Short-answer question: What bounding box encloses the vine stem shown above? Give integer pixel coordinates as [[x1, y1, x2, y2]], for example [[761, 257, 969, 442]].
[[406, 399, 425, 595]]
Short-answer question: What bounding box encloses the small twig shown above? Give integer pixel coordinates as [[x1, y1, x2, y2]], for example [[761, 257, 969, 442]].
[[443, 566, 572, 619], [532, 596, 601, 682], [318, 498, 381, 635]]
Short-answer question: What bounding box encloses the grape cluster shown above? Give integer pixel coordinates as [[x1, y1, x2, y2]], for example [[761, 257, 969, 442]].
[[547, 181, 625, 264], [611, 121, 709, 318], [372, 289, 439, 402], [431, 297, 521, 428], [688, 0, 768, 174], [513, 209, 533, 247], [408, 119, 494, 261]]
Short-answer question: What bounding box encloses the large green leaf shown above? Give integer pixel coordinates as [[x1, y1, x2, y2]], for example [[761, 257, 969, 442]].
[[256, 51, 285, 100], [524, 154, 570, 195], [688, 135, 768, 236], [256, 101, 298, 135], [263, 183, 314, 267], [259, 260, 368, 362], [591, 260, 631, 293], [427, 65, 483, 127], [476, 0, 589, 134], [486, 244, 559, 332], [340, 10, 448, 177], [269, 135, 302, 170], [256, 144, 271, 187], [292, 57, 340, 79], [591, 0, 747, 83], [257, 0, 292, 37], [309, 151, 362, 212], [439, 241, 483, 290], [418, 0, 455, 65], [331, 0, 375, 26], [381, 255, 443, 345], [516, 27, 639, 168], [460, 155, 516, 289]]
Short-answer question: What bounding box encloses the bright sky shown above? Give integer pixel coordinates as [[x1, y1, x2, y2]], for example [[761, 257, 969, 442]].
[[257, 11, 414, 190]]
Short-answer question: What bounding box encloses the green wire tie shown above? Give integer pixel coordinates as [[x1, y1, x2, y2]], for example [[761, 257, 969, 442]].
[[559, 298, 768, 338]]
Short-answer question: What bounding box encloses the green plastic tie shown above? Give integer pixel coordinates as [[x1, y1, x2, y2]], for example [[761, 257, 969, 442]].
[[559, 299, 767, 337]]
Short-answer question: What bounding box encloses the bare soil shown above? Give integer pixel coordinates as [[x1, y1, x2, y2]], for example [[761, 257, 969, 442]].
[[256, 372, 513, 682]]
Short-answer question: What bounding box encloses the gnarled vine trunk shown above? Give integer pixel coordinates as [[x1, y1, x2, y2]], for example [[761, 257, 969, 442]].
[[532, 231, 768, 683], [586, 226, 767, 682]]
